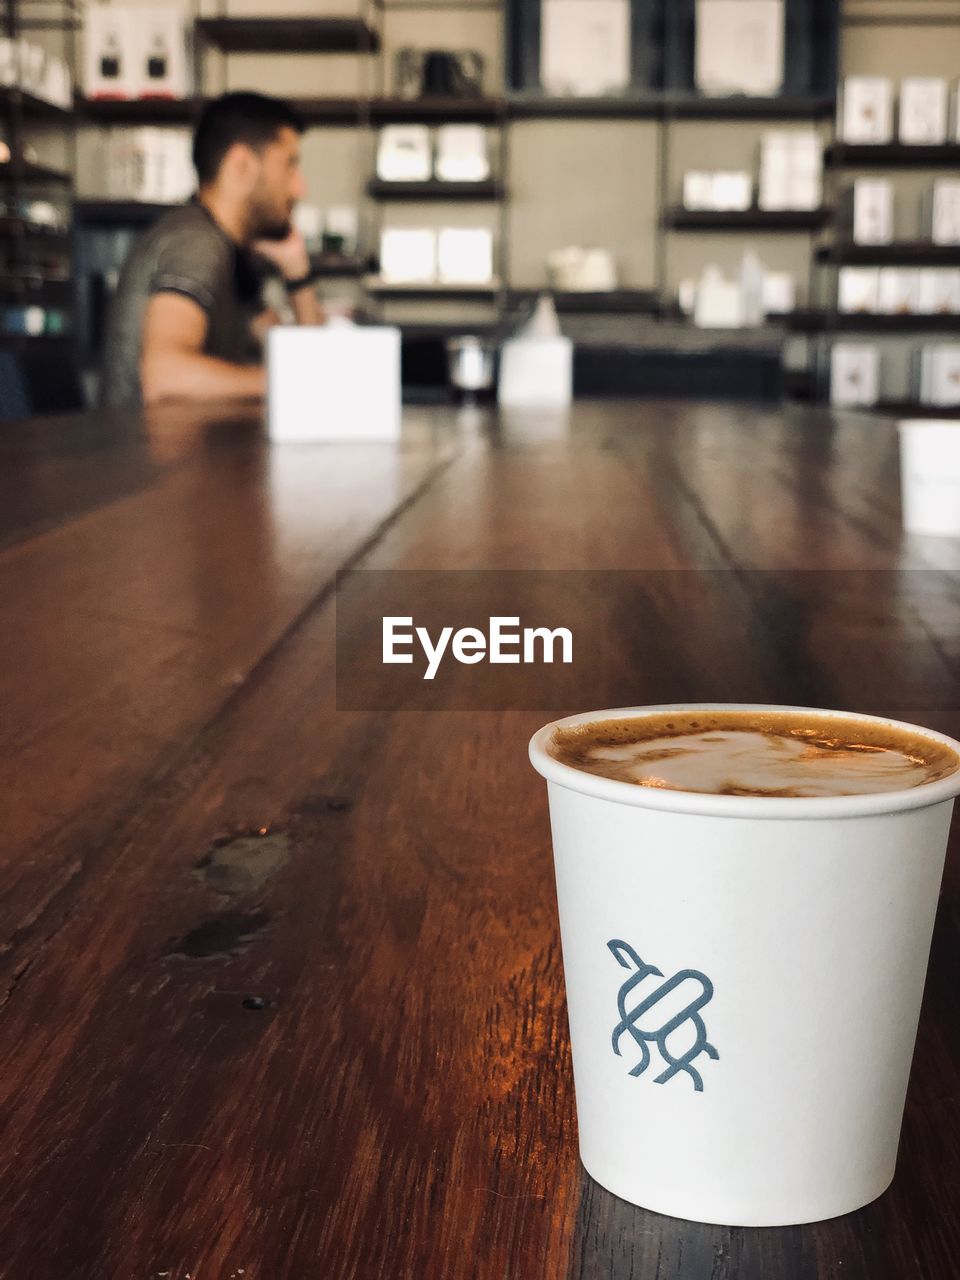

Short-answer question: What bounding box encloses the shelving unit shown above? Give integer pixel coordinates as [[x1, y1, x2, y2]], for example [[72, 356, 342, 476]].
[[816, 243, 960, 266], [826, 144, 960, 169], [664, 208, 831, 231], [367, 179, 503, 201], [194, 17, 380, 55]]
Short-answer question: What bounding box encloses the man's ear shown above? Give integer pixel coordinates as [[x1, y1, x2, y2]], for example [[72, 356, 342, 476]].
[[219, 141, 260, 196]]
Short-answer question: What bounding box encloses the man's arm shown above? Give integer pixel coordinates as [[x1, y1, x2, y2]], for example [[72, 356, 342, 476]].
[[140, 292, 266, 404]]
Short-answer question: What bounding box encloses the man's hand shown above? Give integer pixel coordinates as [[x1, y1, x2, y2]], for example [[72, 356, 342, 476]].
[[252, 227, 311, 283]]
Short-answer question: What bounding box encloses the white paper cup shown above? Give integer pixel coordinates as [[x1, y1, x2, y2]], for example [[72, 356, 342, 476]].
[[529, 703, 960, 1227], [898, 419, 960, 536]]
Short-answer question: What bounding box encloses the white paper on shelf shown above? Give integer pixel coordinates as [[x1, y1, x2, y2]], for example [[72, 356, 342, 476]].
[[695, 0, 784, 98], [376, 126, 432, 182], [379, 228, 437, 283], [540, 0, 630, 98], [839, 77, 894, 144], [838, 266, 881, 314], [434, 125, 490, 183], [437, 227, 494, 284], [931, 181, 960, 245], [899, 78, 949, 146], [831, 343, 880, 406], [852, 179, 894, 245]]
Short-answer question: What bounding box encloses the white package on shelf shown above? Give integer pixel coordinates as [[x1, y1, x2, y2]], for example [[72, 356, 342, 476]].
[[695, 0, 784, 97], [839, 77, 894, 144], [831, 343, 880, 407], [899, 78, 949, 146]]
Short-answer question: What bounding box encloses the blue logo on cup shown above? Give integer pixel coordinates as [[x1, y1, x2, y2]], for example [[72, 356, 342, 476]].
[[609, 939, 718, 1092]]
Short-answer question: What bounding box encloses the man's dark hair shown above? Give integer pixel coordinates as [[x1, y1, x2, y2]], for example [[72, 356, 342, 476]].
[[192, 92, 304, 185]]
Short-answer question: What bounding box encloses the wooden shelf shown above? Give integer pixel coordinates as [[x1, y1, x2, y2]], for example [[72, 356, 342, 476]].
[[505, 288, 658, 314], [506, 94, 834, 121], [507, 95, 663, 120], [0, 161, 72, 185], [788, 310, 960, 333], [365, 278, 500, 299], [367, 179, 503, 201], [869, 401, 960, 419], [826, 144, 960, 168], [78, 96, 203, 124], [816, 242, 960, 266], [0, 88, 70, 119], [663, 95, 835, 120], [371, 97, 503, 124], [195, 17, 379, 54], [664, 207, 830, 231], [74, 200, 177, 225]]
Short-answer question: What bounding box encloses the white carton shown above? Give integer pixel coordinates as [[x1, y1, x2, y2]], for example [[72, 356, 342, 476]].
[[899, 77, 949, 146], [683, 172, 715, 211], [878, 268, 921, 315], [498, 336, 574, 408], [436, 228, 494, 284], [917, 269, 960, 315], [379, 228, 436, 283], [267, 327, 401, 443], [135, 5, 190, 100], [540, 0, 630, 97], [851, 179, 893, 245], [831, 343, 879, 406], [434, 125, 490, 183], [695, 0, 784, 97], [920, 345, 960, 406], [899, 420, 960, 534], [838, 267, 880, 314], [711, 172, 753, 212], [840, 77, 894, 144], [931, 180, 960, 246], [83, 4, 134, 99], [376, 126, 432, 183]]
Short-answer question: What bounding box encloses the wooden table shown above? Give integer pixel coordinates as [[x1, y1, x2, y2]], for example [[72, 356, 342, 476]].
[[1, 399, 959, 1279]]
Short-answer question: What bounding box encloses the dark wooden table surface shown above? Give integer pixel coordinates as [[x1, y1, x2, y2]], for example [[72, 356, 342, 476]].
[[1, 398, 959, 1280]]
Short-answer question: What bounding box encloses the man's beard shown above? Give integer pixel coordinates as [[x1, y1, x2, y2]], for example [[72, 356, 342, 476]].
[[255, 216, 293, 241]]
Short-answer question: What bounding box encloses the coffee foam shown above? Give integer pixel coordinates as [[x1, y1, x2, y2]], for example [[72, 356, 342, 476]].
[[549, 710, 959, 799]]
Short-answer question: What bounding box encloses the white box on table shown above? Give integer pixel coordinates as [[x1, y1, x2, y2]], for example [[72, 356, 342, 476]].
[[899, 78, 948, 145], [498, 336, 573, 408], [831, 343, 880, 407], [267, 326, 402, 442], [839, 77, 894, 144]]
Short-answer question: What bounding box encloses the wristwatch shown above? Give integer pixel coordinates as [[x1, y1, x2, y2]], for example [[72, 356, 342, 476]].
[[284, 266, 321, 293]]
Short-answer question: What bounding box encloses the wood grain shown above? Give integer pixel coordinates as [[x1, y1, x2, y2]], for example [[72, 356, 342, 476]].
[[0, 399, 958, 1279]]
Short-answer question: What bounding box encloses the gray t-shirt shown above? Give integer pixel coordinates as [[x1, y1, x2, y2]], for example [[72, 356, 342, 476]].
[[100, 201, 265, 408]]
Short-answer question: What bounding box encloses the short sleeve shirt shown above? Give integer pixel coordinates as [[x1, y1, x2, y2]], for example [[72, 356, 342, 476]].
[[99, 201, 265, 408]]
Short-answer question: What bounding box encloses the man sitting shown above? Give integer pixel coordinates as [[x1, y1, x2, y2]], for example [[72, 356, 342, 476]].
[[101, 91, 327, 407]]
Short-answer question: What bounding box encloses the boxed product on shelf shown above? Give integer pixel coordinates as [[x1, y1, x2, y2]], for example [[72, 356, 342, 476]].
[[434, 126, 490, 183], [899, 78, 949, 146], [758, 131, 822, 211], [540, 0, 630, 97], [436, 228, 494, 284], [838, 267, 881, 314], [711, 172, 753, 212], [762, 271, 796, 315], [839, 77, 894, 144], [83, 4, 134, 99], [376, 126, 432, 182], [847, 179, 894, 245], [547, 246, 616, 291], [695, 0, 784, 98], [919, 345, 960, 405], [0, 38, 72, 106], [102, 128, 193, 202], [878, 268, 921, 315], [323, 206, 359, 256], [84, 3, 190, 99], [379, 228, 437, 283], [831, 343, 880, 407], [929, 180, 960, 246], [917, 268, 960, 314], [137, 5, 190, 100], [682, 172, 715, 211]]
